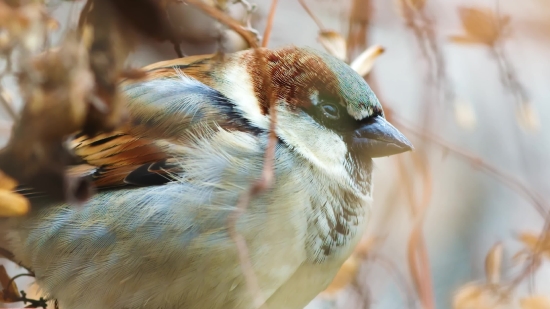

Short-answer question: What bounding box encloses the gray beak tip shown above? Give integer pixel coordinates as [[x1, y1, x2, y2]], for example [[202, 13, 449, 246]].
[[352, 115, 414, 158]]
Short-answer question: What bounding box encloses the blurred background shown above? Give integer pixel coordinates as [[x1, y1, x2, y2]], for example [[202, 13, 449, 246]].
[[1, 0, 550, 308]]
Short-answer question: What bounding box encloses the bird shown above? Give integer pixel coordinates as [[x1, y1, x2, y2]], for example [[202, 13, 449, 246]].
[[2, 46, 412, 309]]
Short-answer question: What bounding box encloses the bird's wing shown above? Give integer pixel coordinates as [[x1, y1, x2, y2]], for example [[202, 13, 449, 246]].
[[21, 54, 257, 194], [68, 132, 178, 189], [140, 53, 217, 83], [11, 54, 314, 307]]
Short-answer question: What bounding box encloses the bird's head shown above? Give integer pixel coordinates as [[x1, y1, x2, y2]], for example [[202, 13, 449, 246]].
[[208, 46, 413, 175]]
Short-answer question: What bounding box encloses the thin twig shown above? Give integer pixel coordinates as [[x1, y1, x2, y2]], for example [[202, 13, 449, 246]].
[[393, 117, 549, 217], [347, 1, 433, 306], [297, 0, 325, 30], [233, 0, 261, 42], [227, 195, 266, 309], [397, 153, 435, 309], [233, 0, 256, 29], [261, 0, 279, 48], [184, 0, 259, 48], [505, 212, 550, 296], [346, 0, 372, 61], [226, 48, 277, 309], [489, 6, 528, 107], [5, 273, 35, 295], [399, 1, 452, 132], [0, 247, 15, 261], [490, 45, 527, 104], [370, 254, 417, 309]]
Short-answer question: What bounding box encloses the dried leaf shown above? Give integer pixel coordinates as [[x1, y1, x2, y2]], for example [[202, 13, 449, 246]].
[[81, 24, 94, 49], [46, 16, 59, 31], [183, 0, 259, 48], [453, 283, 489, 309], [0, 265, 20, 302], [0, 171, 17, 190], [0, 2, 18, 29], [521, 295, 550, 309], [0, 89, 13, 107], [17, 3, 48, 52], [353, 236, 381, 259], [454, 98, 477, 130], [453, 283, 510, 309], [21, 282, 47, 304], [405, 0, 426, 11], [518, 232, 550, 258], [456, 7, 509, 46], [519, 233, 540, 250], [0, 1, 64, 55], [0, 189, 29, 217], [347, 0, 371, 58], [449, 35, 488, 45], [0, 29, 10, 50], [516, 103, 540, 132], [512, 250, 530, 266], [350, 44, 385, 77], [484, 242, 503, 285], [393, 0, 409, 19], [318, 30, 347, 62], [321, 255, 361, 297]]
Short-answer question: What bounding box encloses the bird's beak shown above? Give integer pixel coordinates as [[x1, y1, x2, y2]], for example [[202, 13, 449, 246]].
[[352, 115, 413, 158]]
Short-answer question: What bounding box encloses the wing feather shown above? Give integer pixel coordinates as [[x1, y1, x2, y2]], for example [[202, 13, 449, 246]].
[[20, 55, 260, 195]]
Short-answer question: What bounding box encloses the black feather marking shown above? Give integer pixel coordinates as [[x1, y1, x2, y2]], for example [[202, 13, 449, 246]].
[[87, 134, 126, 147], [202, 87, 265, 136], [123, 160, 178, 186], [72, 131, 87, 140]]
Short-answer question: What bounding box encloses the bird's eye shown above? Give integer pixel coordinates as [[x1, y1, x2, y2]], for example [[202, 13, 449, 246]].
[[321, 103, 340, 120]]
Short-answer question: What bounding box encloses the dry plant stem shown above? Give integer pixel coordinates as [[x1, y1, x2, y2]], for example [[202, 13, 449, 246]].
[[503, 256, 541, 298], [394, 118, 548, 217], [346, 0, 371, 61], [348, 281, 370, 309], [226, 48, 277, 309], [397, 154, 435, 309], [232, 0, 261, 42], [183, 0, 259, 48], [490, 47, 519, 101], [297, 0, 325, 30], [401, 3, 451, 130], [366, 22, 434, 305], [2, 272, 48, 308], [355, 3, 434, 305], [234, 0, 255, 29], [5, 273, 34, 295], [0, 247, 34, 275], [371, 254, 416, 309], [489, 36, 528, 105], [261, 0, 278, 48], [506, 214, 550, 296], [0, 247, 16, 263], [227, 195, 267, 309]]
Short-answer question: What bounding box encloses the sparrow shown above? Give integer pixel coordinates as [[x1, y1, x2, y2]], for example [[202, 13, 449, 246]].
[[2, 46, 412, 309]]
